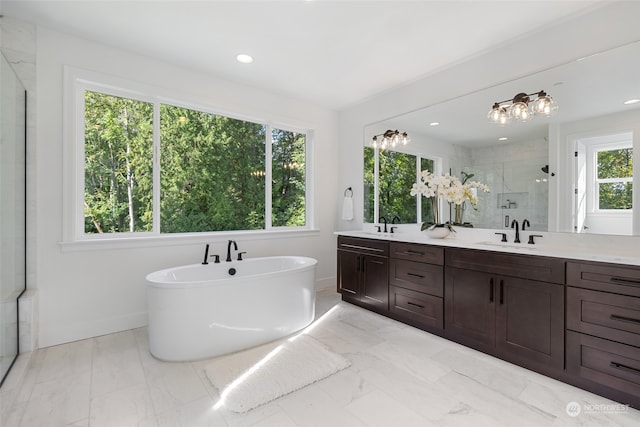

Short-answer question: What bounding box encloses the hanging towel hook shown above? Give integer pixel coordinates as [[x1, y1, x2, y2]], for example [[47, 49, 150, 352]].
[[344, 187, 353, 197]]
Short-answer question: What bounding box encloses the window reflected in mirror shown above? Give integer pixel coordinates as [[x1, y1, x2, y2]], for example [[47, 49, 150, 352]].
[[364, 147, 434, 224], [575, 132, 633, 235]]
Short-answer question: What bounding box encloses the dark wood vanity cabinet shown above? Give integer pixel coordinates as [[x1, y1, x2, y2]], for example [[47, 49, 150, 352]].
[[335, 235, 640, 408], [444, 248, 565, 376], [388, 242, 444, 332], [566, 261, 640, 407], [337, 236, 389, 313]]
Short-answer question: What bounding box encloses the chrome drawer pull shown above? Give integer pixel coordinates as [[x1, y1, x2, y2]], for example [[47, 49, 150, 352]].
[[610, 314, 640, 326], [407, 272, 425, 279], [407, 301, 425, 309], [610, 362, 640, 377], [610, 277, 640, 287]]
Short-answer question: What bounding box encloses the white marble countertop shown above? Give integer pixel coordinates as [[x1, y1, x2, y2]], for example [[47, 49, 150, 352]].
[[335, 227, 640, 267]]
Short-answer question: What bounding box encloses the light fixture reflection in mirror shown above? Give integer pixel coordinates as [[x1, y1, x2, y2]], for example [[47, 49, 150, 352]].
[[371, 129, 410, 150], [488, 90, 558, 125]]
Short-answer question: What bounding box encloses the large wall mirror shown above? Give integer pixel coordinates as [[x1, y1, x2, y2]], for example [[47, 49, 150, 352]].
[[364, 40, 640, 236], [0, 52, 27, 386]]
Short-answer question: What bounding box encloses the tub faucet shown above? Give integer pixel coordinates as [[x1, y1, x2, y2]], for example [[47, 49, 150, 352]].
[[202, 243, 210, 265], [226, 240, 238, 262], [511, 219, 520, 243]]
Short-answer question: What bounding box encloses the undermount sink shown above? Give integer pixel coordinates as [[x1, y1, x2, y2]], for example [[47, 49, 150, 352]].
[[476, 241, 538, 250], [360, 231, 396, 238]]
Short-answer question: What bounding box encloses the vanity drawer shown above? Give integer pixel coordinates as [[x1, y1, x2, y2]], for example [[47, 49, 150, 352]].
[[389, 286, 443, 329], [567, 331, 640, 398], [338, 236, 389, 257], [445, 248, 565, 284], [390, 242, 444, 265], [567, 287, 640, 347], [567, 261, 640, 298], [389, 258, 443, 297]]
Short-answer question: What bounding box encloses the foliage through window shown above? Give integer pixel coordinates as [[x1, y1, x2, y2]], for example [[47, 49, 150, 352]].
[[82, 89, 308, 235], [364, 147, 435, 224], [595, 146, 633, 210]]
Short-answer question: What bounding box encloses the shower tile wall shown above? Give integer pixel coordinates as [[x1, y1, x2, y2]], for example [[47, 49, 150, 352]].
[[453, 138, 549, 231]]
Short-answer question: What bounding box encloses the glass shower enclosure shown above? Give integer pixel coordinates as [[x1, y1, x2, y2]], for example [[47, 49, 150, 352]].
[[0, 52, 27, 386]]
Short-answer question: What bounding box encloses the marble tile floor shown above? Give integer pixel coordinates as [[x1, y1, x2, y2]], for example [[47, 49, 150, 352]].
[[2, 288, 640, 427]]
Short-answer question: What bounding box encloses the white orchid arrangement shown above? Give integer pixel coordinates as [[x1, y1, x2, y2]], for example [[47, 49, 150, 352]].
[[410, 171, 490, 229]]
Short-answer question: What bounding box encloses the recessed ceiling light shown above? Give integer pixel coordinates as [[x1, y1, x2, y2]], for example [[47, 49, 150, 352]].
[[429, 122, 439, 126], [623, 98, 640, 105], [498, 137, 508, 141], [236, 54, 254, 64]]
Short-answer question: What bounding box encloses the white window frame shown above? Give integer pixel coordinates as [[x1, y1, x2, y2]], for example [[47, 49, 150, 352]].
[[365, 145, 441, 225], [586, 137, 633, 213], [62, 67, 315, 249]]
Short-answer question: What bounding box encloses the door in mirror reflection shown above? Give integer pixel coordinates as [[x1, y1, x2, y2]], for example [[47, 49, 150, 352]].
[[364, 147, 435, 225]]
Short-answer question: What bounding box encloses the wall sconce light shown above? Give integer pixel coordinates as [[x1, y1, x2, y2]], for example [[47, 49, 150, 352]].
[[371, 129, 411, 150], [488, 90, 558, 126]]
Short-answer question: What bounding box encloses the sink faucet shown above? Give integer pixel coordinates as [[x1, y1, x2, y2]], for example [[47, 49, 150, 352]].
[[522, 219, 531, 230], [390, 216, 401, 233], [511, 219, 520, 243], [226, 240, 238, 262], [378, 216, 388, 233]]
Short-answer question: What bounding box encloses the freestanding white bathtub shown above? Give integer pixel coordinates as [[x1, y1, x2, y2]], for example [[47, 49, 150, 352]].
[[146, 256, 317, 361]]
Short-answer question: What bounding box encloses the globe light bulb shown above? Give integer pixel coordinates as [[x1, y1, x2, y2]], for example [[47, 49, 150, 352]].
[[531, 91, 558, 117], [510, 101, 531, 122], [488, 103, 510, 126]]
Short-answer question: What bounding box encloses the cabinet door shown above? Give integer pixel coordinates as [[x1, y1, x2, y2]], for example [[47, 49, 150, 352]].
[[361, 255, 389, 310], [445, 267, 495, 351], [337, 250, 359, 297], [495, 277, 564, 372]]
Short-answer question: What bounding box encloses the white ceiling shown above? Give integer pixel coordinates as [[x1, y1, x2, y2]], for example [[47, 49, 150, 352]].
[[2, 0, 604, 109]]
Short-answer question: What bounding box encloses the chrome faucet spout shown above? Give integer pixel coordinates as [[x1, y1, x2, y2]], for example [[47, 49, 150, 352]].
[[511, 219, 520, 243], [226, 240, 238, 262]]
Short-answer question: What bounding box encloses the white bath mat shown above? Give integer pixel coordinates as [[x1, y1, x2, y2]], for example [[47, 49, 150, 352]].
[[204, 334, 350, 413]]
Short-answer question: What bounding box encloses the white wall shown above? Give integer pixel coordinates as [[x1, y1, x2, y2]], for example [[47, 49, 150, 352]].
[[337, 1, 640, 233], [35, 27, 339, 347]]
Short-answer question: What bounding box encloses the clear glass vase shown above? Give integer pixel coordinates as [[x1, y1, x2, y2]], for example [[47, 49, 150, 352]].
[[454, 203, 464, 225]]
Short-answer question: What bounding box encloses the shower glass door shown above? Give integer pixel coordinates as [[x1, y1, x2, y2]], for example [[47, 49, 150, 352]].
[[0, 52, 27, 386]]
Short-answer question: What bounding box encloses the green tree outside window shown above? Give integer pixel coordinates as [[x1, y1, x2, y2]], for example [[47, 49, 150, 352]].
[[597, 147, 633, 210], [83, 90, 307, 234]]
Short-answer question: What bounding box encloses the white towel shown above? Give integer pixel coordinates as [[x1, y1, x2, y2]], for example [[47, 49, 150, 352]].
[[342, 196, 353, 220]]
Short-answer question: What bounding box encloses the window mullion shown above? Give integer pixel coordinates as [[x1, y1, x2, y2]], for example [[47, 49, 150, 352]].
[[265, 124, 273, 230], [416, 156, 422, 223], [374, 148, 380, 223], [152, 102, 161, 233]]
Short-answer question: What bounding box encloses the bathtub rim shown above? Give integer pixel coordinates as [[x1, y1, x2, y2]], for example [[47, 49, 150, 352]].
[[146, 255, 318, 289]]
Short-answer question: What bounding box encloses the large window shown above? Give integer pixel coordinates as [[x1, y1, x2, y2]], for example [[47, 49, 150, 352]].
[[77, 83, 310, 238], [364, 146, 436, 224]]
